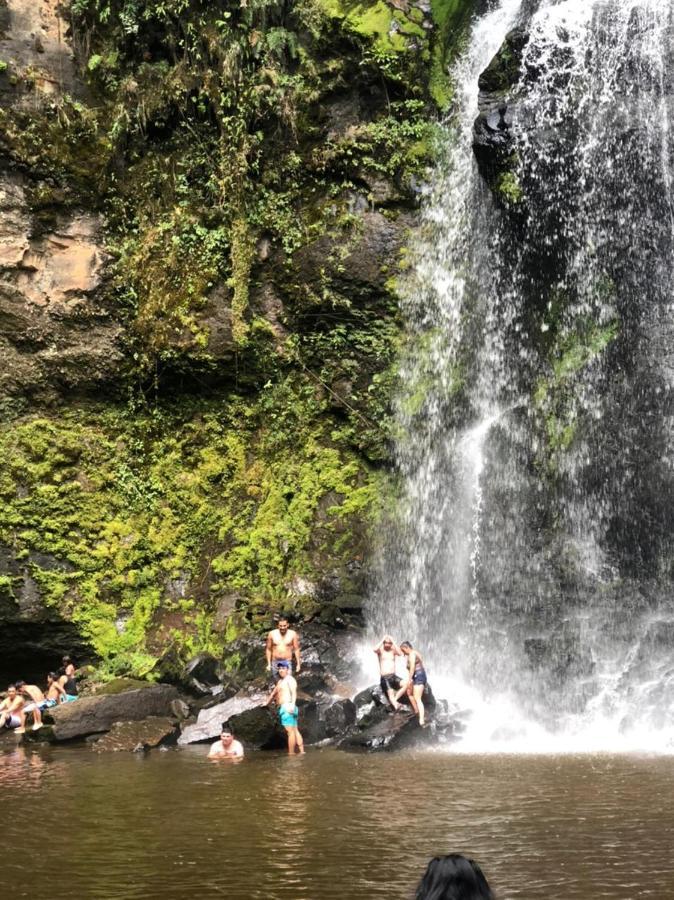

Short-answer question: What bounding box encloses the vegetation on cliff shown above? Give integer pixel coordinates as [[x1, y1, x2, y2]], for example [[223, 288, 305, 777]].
[[0, 0, 475, 676]]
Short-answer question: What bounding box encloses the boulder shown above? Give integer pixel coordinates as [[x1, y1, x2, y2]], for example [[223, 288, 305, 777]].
[[340, 713, 431, 751], [48, 684, 179, 741], [295, 700, 329, 745], [226, 705, 285, 750], [177, 690, 267, 745], [93, 717, 178, 752], [323, 698, 357, 737]]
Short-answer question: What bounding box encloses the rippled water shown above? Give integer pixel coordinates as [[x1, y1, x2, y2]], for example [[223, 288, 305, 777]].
[[3, 745, 674, 899]]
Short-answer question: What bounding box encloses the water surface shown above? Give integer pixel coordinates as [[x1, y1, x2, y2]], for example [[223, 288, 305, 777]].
[[2, 745, 674, 899]]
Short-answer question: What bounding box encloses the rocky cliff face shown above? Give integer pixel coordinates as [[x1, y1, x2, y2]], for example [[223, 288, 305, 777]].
[[0, 0, 473, 679]]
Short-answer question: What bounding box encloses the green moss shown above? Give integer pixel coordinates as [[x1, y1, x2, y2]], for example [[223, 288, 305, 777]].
[[0, 387, 382, 675], [496, 169, 523, 206], [534, 318, 620, 473]]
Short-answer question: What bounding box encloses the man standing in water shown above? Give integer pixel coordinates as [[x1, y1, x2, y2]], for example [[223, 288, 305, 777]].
[[373, 634, 403, 710], [265, 617, 301, 681], [266, 660, 304, 755], [208, 726, 244, 760]]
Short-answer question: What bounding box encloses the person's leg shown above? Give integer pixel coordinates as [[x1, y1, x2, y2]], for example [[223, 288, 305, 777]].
[[285, 726, 296, 755], [394, 680, 408, 705], [407, 682, 419, 717], [31, 706, 43, 729], [413, 684, 425, 725], [15, 710, 26, 734], [294, 727, 305, 754]]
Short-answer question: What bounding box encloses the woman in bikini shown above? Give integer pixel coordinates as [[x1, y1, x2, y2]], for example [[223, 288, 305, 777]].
[[396, 641, 429, 726]]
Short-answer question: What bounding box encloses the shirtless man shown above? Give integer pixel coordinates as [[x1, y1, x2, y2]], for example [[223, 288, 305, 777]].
[[0, 685, 26, 734], [373, 634, 403, 710], [266, 660, 304, 755], [16, 681, 45, 729], [45, 672, 66, 706], [208, 726, 244, 760], [265, 617, 301, 682]]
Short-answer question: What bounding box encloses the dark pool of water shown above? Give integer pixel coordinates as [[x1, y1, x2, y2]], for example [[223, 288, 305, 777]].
[[2, 743, 674, 899]]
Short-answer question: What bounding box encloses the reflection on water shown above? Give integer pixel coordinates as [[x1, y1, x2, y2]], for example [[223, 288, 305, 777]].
[[2, 745, 674, 899]]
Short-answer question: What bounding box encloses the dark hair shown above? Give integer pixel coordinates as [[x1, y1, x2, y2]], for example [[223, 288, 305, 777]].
[[15, 681, 25, 689], [415, 854, 494, 900], [401, 641, 413, 650], [277, 616, 289, 624], [62, 656, 73, 666], [47, 672, 58, 682], [221, 726, 233, 736], [7, 684, 16, 691]]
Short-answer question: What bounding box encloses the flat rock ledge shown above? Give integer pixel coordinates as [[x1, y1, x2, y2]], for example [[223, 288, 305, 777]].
[[93, 716, 178, 752], [48, 684, 179, 741]]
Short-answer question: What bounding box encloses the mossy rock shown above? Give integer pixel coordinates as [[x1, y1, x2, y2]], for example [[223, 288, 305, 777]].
[[94, 678, 153, 695]]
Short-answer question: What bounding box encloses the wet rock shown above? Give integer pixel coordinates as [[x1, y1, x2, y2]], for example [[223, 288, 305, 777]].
[[20, 725, 55, 743], [170, 698, 190, 721], [177, 690, 267, 745], [340, 713, 435, 752], [152, 648, 240, 699], [226, 704, 285, 750], [184, 653, 225, 690], [48, 684, 179, 741], [322, 698, 357, 737], [296, 700, 328, 745], [353, 684, 392, 728], [473, 27, 529, 199], [93, 717, 178, 752]]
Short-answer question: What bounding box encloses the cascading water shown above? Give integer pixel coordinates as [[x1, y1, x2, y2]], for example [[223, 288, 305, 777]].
[[369, 0, 674, 751]]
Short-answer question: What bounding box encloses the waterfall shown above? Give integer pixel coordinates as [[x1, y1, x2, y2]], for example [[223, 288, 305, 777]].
[[369, 0, 674, 751]]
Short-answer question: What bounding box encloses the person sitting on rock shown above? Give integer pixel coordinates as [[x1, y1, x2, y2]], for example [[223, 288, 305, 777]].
[[15, 681, 45, 730], [373, 634, 403, 710], [266, 660, 304, 755], [395, 641, 429, 727], [414, 853, 494, 900], [0, 685, 27, 734], [45, 672, 66, 706], [265, 617, 301, 682], [58, 656, 79, 701], [208, 725, 244, 760]]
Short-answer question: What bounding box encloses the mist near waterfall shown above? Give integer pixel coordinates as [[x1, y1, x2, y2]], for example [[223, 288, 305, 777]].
[[369, 0, 674, 752]]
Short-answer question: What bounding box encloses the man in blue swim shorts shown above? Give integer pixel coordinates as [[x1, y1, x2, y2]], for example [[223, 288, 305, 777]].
[[266, 660, 304, 755]]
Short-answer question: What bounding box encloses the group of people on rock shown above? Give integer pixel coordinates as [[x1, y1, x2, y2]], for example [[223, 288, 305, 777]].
[[374, 634, 430, 726], [210, 616, 304, 760], [0, 656, 78, 734], [209, 617, 432, 760]]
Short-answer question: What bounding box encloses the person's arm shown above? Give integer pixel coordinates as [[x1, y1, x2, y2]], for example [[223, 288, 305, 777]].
[[266, 683, 279, 706], [208, 743, 222, 758], [293, 632, 301, 674], [265, 633, 273, 671], [288, 678, 297, 709], [232, 741, 244, 758], [392, 642, 403, 656]]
